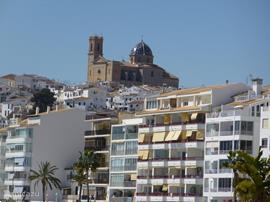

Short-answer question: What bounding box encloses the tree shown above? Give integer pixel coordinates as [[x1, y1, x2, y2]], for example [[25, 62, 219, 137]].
[[29, 161, 61, 202], [31, 88, 56, 113], [78, 149, 99, 202], [72, 161, 87, 202], [225, 148, 270, 202]]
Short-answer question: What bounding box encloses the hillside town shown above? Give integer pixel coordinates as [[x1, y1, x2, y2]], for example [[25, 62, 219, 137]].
[[0, 35, 270, 202]]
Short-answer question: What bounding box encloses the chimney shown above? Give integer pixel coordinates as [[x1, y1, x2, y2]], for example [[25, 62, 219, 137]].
[[46, 106, 50, 113], [252, 78, 263, 96], [35, 107, 39, 115]]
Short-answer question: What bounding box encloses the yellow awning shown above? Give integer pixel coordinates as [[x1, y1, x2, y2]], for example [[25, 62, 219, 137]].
[[142, 150, 149, 160], [196, 130, 204, 140], [186, 130, 193, 137], [138, 150, 145, 159], [171, 131, 181, 141], [181, 131, 187, 140], [152, 132, 166, 142], [181, 113, 190, 122], [138, 133, 145, 143], [130, 174, 137, 180], [165, 131, 175, 141], [164, 114, 171, 125], [191, 113, 198, 121], [162, 184, 168, 192]]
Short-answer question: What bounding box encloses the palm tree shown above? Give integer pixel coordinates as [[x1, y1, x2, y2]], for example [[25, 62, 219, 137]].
[[29, 161, 61, 202], [72, 161, 87, 202], [79, 149, 99, 202], [225, 148, 270, 202], [224, 151, 239, 202]]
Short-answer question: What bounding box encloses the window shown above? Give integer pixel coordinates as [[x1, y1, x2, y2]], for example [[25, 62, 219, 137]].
[[98, 69, 101, 74], [262, 138, 268, 148], [125, 141, 137, 155], [251, 106, 255, 116], [218, 178, 231, 191], [111, 158, 124, 171], [240, 140, 252, 154], [206, 123, 219, 137], [219, 141, 232, 153], [111, 143, 125, 156], [201, 95, 211, 105], [110, 174, 124, 187], [151, 71, 154, 77], [112, 126, 125, 140], [256, 105, 260, 117], [262, 119, 269, 129], [124, 158, 137, 171]]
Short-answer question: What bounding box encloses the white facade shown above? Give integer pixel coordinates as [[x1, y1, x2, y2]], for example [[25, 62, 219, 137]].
[[0, 97, 29, 118], [135, 83, 248, 202], [260, 105, 270, 158], [0, 108, 88, 201], [204, 107, 261, 202], [109, 118, 142, 202]]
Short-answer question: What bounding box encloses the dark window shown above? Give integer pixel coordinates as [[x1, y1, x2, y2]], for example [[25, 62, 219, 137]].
[[262, 138, 268, 148], [98, 69, 101, 74], [151, 71, 154, 77]]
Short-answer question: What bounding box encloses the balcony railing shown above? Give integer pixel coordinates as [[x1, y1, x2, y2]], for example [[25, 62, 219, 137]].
[[136, 192, 203, 197], [139, 121, 205, 128], [137, 175, 203, 179], [85, 129, 111, 136], [139, 138, 204, 145], [138, 156, 203, 162], [85, 145, 109, 151]]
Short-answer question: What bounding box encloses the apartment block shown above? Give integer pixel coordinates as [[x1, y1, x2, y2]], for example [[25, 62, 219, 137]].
[[0, 108, 88, 201], [135, 83, 248, 202], [109, 118, 142, 202], [83, 112, 118, 202], [260, 105, 270, 158]]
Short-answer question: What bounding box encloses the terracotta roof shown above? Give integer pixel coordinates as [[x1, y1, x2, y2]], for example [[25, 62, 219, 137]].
[[1, 74, 16, 81]]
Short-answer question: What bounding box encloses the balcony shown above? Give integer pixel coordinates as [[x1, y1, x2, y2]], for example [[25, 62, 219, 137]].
[[139, 138, 204, 145], [85, 129, 111, 136], [136, 192, 203, 197], [137, 175, 203, 179], [138, 156, 203, 162], [139, 120, 205, 129], [111, 197, 135, 202]]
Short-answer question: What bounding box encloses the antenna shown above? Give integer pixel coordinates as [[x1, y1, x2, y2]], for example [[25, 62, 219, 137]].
[[141, 35, 144, 42]]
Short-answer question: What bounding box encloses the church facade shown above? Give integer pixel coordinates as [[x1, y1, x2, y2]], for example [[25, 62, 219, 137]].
[[87, 36, 179, 88]]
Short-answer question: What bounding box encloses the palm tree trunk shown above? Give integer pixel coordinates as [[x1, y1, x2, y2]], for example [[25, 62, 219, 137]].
[[78, 184, 82, 202], [87, 169, 90, 202], [233, 169, 237, 202], [42, 183, 46, 202]]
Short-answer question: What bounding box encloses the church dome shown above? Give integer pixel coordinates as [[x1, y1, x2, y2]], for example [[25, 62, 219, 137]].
[[130, 40, 153, 57]]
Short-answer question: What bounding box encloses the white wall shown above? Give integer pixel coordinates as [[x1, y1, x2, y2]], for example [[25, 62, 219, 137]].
[[30, 109, 89, 201]]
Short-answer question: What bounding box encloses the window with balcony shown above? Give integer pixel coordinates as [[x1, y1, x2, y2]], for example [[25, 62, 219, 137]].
[[206, 123, 219, 137], [146, 100, 158, 109], [125, 141, 137, 155], [124, 158, 137, 171], [205, 141, 218, 155], [111, 143, 125, 156], [154, 149, 169, 160], [220, 122, 233, 136], [218, 178, 231, 192], [205, 161, 218, 174], [126, 125, 138, 139], [110, 174, 124, 187], [219, 159, 231, 173], [201, 95, 211, 105], [219, 141, 232, 154], [112, 126, 125, 140], [240, 140, 252, 154], [111, 158, 124, 171], [262, 138, 268, 148], [14, 128, 33, 138], [241, 121, 253, 135]]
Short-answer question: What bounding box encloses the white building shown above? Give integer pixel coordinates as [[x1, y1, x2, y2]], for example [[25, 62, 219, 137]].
[[82, 112, 118, 202], [135, 83, 248, 202], [109, 117, 142, 202], [260, 105, 270, 158], [106, 86, 164, 112], [0, 108, 88, 201], [0, 96, 30, 118]]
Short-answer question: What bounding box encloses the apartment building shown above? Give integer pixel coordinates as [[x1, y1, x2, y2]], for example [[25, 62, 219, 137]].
[[83, 112, 118, 202], [109, 118, 142, 202], [0, 128, 7, 200], [260, 105, 270, 158], [0, 108, 88, 201], [135, 83, 248, 202], [204, 78, 270, 202]]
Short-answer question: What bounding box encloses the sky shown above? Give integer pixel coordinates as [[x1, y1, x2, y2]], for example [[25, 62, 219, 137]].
[[0, 0, 270, 88]]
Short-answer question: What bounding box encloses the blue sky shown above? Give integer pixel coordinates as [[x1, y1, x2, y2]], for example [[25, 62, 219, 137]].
[[0, 0, 270, 87]]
